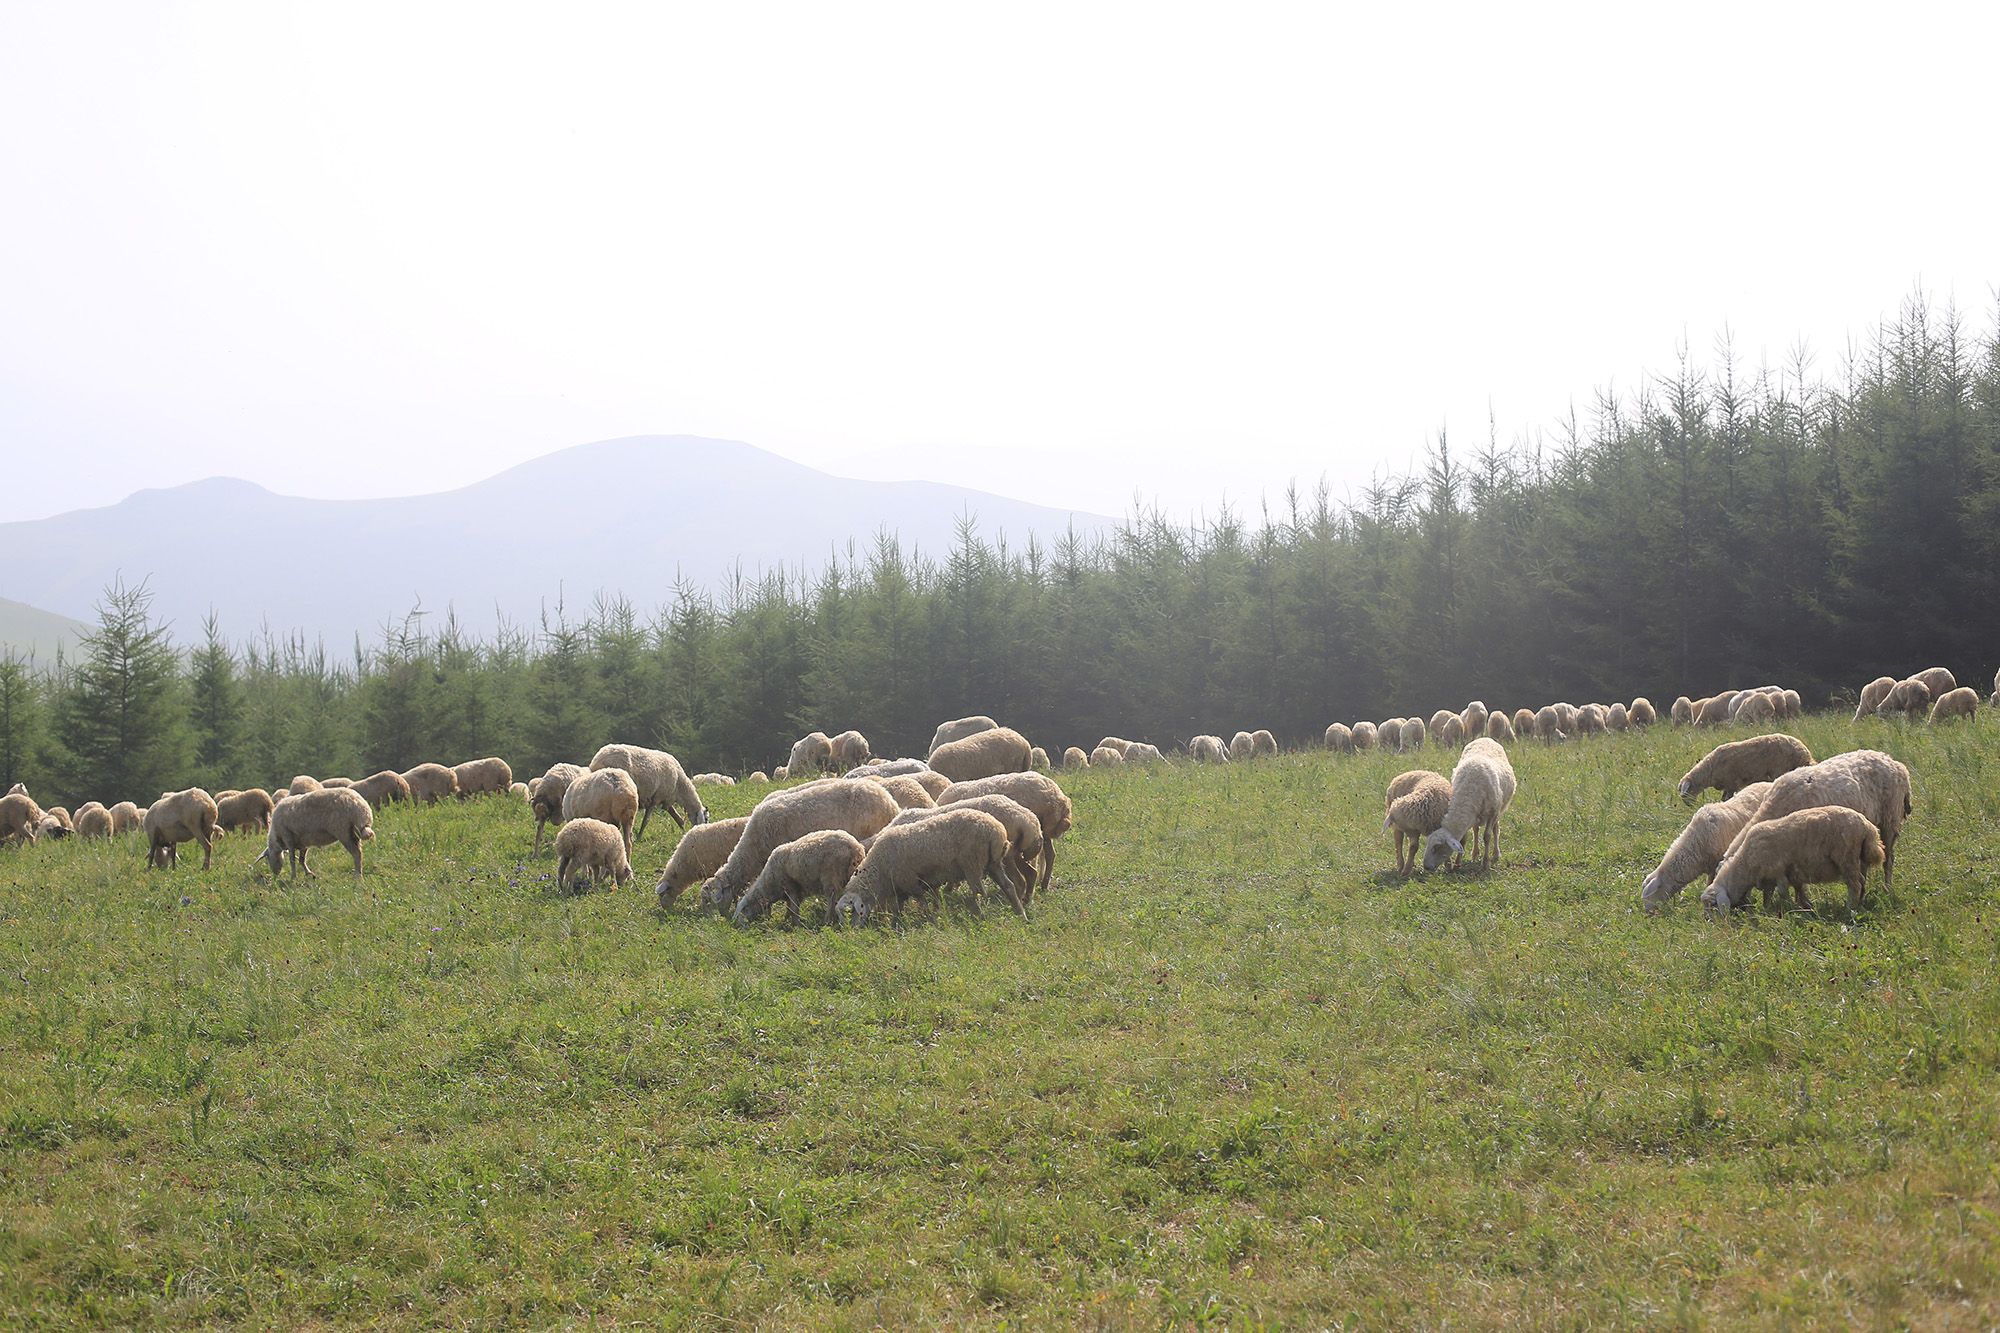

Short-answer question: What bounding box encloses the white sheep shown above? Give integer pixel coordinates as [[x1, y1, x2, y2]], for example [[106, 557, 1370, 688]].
[[588, 744, 709, 838], [74, 802, 113, 840], [258, 787, 374, 880], [928, 727, 1033, 784], [1383, 771, 1450, 876], [561, 767, 640, 855], [1629, 698, 1657, 728], [1399, 718, 1427, 753], [1927, 687, 1978, 724], [787, 731, 836, 777], [352, 770, 414, 809], [654, 816, 750, 908], [555, 817, 632, 892], [1605, 702, 1630, 732], [1912, 666, 1956, 699], [1640, 781, 1773, 912], [1460, 701, 1489, 737], [1670, 696, 1694, 726], [1061, 746, 1090, 769], [700, 778, 900, 914], [401, 763, 460, 803], [1191, 734, 1231, 763], [936, 771, 1073, 897], [1351, 721, 1379, 751], [1227, 731, 1255, 761], [829, 730, 872, 770], [452, 756, 513, 797], [1323, 723, 1354, 754], [835, 808, 1030, 924], [730, 828, 867, 924], [1701, 806, 1885, 917], [1251, 729, 1278, 757], [1877, 678, 1932, 720], [1677, 734, 1815, 801], [528, 763, 588, 853], [288, 775, 322, 796], [1422, 738, 1517, 872], [216, 788, 275, 834], [144, 789, 220, 870], [1089, 745, 1126, 767], [887, 793, 1043, 901], [930, 715, 998, 755], [850, 758, 932, 778], [1726, 749, 1912, 890], [1485, 711, 1515, 743], [864, 773, 938, 810], [108, 801, 144, 835], [1029, 746, 1050, 771]]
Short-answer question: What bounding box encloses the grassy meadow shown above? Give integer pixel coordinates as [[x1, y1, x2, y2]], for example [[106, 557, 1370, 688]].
[[2, 714, 1998, 1327]]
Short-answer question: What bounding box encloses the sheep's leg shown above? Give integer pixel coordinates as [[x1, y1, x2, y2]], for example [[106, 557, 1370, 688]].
[[1846, 870, 1866, 916], [301, 848, 318, 879], [200, 833, 214, 871], [635, 804, 653, 841], [1882, 836, 1895, 890], [347, 834, 364, 879], [558, 853, 572, 890], [991, 859, 1031, 920], [534, 817, 546, 855], [664, 804, 687, 832], [1791, 880, 1812, 913]]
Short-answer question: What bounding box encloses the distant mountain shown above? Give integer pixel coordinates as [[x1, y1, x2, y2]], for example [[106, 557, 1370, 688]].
[[0, 596, 86, 663], [0, 436, 1113, 648]]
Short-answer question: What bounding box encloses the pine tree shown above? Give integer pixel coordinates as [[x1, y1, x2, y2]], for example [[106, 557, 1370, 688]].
[[187, 612, 246, 788], [55, 579, 192, 804], [0, 651, 42, 793]]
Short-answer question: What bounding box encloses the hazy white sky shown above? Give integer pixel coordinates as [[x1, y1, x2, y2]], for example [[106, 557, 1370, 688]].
[[2, 1, 1995, 526]]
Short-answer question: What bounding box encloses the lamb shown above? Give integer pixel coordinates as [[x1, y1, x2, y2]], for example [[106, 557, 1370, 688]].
[[1089, 745, 1125, 767], [1383, 771, 1451, 876], [1460, 701, 1489, 737], [401, 763, 460, 803], [1251, 730, 1279, 757], [1853, 677, 1896, 720], [1351, 721, 1379, 750], [1323, 723, 1354, 754], [787, 731, 836, 776], [588, 744, 709, 838], [108, 801, 144, 835], [830, 730, 872, 770], [865, 773, 938, 810], [1877, 678, 1932, 720], [509, 781, 529, 800], [1606, 702, 1630, 732], [257, 787, 374, 880], [1913, 667, 1956, 699], [927, 727, 1033, 784], [888, 793, 1044, 902], [700, 777, 900, 914], [1629, 698, 1658, 728], [1422, 738, 1517, 872], [1398, 718, 1426, 752], [1485, 711, 1515, 743], [1677, 733, 1815, 801], [1061, 746, 1090, 769], [729, 828, 867, 924], [1726, 749, 1913, 890], [74, 802, 113, 840], [1928, 686, 1979, 723], [288, 775, 322, 796], [930, 715, 998, 755], [1192, 734, 1232, 762], [554, 817, 632, 892], [528, 762, 588, 853], [1228, 732, 1255, 761], [560, 767, 640, 855], [834, 808, 1031, 924], [1670, 696, 1694, 726], [653, 816, 750, 908], [144, 789, 220, 870], [936, 771, 1073, 897], [352, 770, 414, 810], [216, 787, 275, 834], [1700, 806, 1885, 917], [452, 756, 513, 797], [1640, 781, 1774, 911]]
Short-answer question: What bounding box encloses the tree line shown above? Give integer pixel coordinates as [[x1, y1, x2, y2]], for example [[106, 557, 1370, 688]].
[[3, 293, 1995, 808]]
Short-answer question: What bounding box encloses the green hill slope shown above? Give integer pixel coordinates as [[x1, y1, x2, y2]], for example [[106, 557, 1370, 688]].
[[0, 596, 85, 662]]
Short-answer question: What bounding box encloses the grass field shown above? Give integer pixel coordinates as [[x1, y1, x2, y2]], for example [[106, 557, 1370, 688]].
[[2, 715, 1997, 1327]]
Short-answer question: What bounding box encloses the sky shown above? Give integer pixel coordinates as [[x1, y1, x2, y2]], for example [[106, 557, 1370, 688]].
[[3, 1, 1997, 528]]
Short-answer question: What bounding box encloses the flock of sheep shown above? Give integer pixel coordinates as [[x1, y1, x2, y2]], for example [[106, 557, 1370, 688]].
[[2, 664, 1988, 926]]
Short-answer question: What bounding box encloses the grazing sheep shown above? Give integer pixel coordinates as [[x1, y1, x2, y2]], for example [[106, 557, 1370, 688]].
[[509, 781, 529, 800], [1701, 806, 1885, 917], [1422, 738, 1517, 872], [108, 801, 144, 835], [1779, 689, 1802, 719], [1029, 747, 1050, 771], [288, 775, 322, 796], [1061, 746, 1090, 769], [910, 770, 952, 800], [74, 802, 112, 840], [928, 727, 1033, 784], [1876, 678, 1932, 720], [42, 805, 73, 833], [1575, 703, 1606, 735], [1853, 677, 1896, 721], [1228, 731, 1255, 761], [1383, 771, 1451, 876], [1726, 749, 1913, 890], [1088, 745, 1126, 767], [319, 777, 353, 789], [32, 813, 69, 840], [1678, 733, 1815, 801], [588, 744, 709, 838], [1606, 702, 1630, 732], [1323, 723, 1354, 754], [1694, 695, 1735, 727], [1533, 705, 1561, 742], [653, 816, 751, 908], [1094, 737, 1137, 759], [835, 808, 1030, 924], [561, 767, 641, 855], [1352, 721, 1379, 750], [1378, 720, 1404, 751], [144, 789, 220, 870], [350, 770, 413, 810], [729, 828, 867, 924], [1427, 710, 1458, 739], [1461, 701, 1489, 737], [930, 715, 999, 755], [1733, 691, 1777, 725], [850, 758, 931, 779], [748, 771, 770, 783], [1192, 734, 1231, 763], [1629, 698, 1658, 728], [1125, 742, 1167, 765], [258, 787, 375, 880], [1912, 666, 1956, 699], [936, 771, 1073, 897], [1399, 718, 1426, 753], [216, 788, 275, 834], [1640, 781, 1774, 912], [452, 757, 513, 797], [402, 763, 459, 803], [1436, 715, 1464, 747], [865, 773, 938, 810], [786, 731, 836, 777], [1485, 711, 1516, 743], [554, 817, 632, 892], [0, 791, 43, 845], [888, 793, 1043, 902], [829, 730, 872, 770], [700, 778, 900, 914], [1555, 703, 1579, 734], [1251, 730, 1279, 758], [1928, 686, 1978, 724], [1669, 696, 1694, 726], [774, 765, 790, 780], [528, 762, 588, 853], [692, 772, 736, 787]]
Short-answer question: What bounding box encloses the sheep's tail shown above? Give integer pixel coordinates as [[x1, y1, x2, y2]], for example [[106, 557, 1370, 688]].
[[1381, 816, 1393, 832], [358, 826, 376, 841]]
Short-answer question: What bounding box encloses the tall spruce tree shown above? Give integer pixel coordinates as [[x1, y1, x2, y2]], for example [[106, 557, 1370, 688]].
[[187, 612, 246, 788], [56, 579, 191, 804], [0, 651, 42, 793]]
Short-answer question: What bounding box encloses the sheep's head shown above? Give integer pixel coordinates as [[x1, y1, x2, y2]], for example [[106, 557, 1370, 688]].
[[700, 870, 745, 914], [833, 889, 874, 927], [1420, 828, 1461, 872], [258, 841, 284, 876], [1640, 870, 1678, 913]]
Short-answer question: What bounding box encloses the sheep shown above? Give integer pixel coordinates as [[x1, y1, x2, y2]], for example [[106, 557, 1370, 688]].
[[653, 816, 750, 908], [74, 802, 112, 840], [1733, 691, 1777, 725], [1228, 732, 1255, 761], [1351, 721, 1379, 750], [1913, 666, 1956, 699], [257, 787, 374, 880], [1694, 695, 1734, 727], [1436, 715, 1464, 747], [1726, 749, 1913, 891], [910, 770, 952, 800], [352, 770, 414, 810], [1095, 736, 1136, 758], [1878, 678, 1933, 720], [1088, 745, 1125, 767], [1640, 781, 1774, 912], [1399, 718, 1426, 753], [748, 771, 770, 783], [144, 789, 220, 870], [1427, 709, 1459, 739], [108, 801, 144, 835], [33, 813, 69, 840], [1928, 686, 1978, 724], [700, 778, 900, 914], [1422, 738, 1517, 872], [888, 793, 1044, 902], [42, 805, 74, 834], [782, 732, 831, 777], [1125, 742, 1167, 765], [216, 787, 275, 834], [1378, 720, 1405, 752], [0, 791, 44, 845], [1251, 729, 1279, 758], [1029, 747, 1050, 771], [1779, 689, 1802, 719], [930, 715, 998, 755], [1192, 734, 1232, 763], [528, 762, 587, 853], [834, 808, 1030, 924], [1061, 746, 1090, 769], [729, 828, 868, 924], [936, 771, 1073, 897], [1606, 702, 1630, 732], [560, 767, 640, 856], [1993, 666, 1999, 708], [1677, 733, 1815, 801], [401, 763, 459, 803], [509, 781, 529, 800], [1533, 705, 1561, 742], [452, 756, 513, 798], [288, 775, 322, 796], [1555, 703, 1579, 734], [321, 777, 354, 789], [553, 817, 632, 892], [1485, 711, 1515, 743], [1701, 806, 1885, 918], [1669, 696, 1694, 726], [1323, 723, 1354, 754], [1578, 704, 1608, 736], [865, 773, 937, 810], [927, 727, 1033, 784], [824, 729, 870, 771], [774, 765, 790, 780], [692, 772, 735, 787], [1383, 771, 1451, 876], [1629, 698, 1658, 728], [1853, 677, 1896, 720], [850, 758, 931, 778], [1460, 701, 1489, 737], [588, 744, 709, 838]]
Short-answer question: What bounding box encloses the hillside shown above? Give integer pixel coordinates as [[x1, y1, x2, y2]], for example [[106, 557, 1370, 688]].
[[0, 596, 86, 662], [0, 437, 1113, 647]]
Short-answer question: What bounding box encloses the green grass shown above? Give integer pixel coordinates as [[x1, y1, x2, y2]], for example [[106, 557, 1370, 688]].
[[2, 715, 1998, 1327]]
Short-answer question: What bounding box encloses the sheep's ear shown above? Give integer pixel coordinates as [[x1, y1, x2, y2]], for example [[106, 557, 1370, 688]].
[[1445, 833, 1463, 854]]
